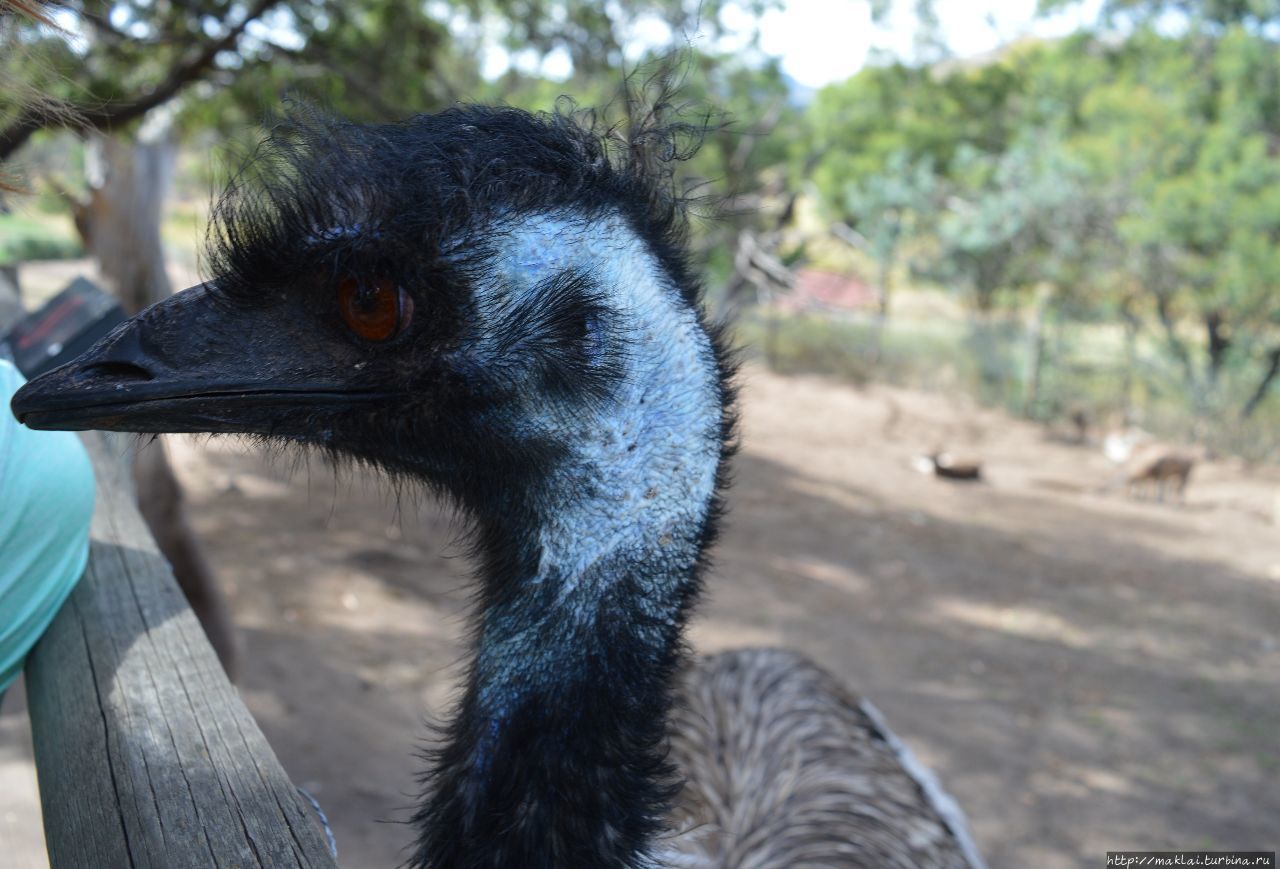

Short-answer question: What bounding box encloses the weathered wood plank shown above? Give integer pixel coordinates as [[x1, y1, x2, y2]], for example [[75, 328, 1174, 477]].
[[24, 432, 339, 869]]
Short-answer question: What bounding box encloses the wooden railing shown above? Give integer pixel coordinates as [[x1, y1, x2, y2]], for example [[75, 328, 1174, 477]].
[[23, 432, 340, 868]]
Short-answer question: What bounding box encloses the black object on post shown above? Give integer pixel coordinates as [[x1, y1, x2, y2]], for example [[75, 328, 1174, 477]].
[[0, 277, 125, 378]]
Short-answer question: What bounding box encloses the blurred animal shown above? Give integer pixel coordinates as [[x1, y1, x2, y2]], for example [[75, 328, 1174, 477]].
[[1068, 408, 1089, 445], [14, 105, 983, 868], [914, 450, 983, 482], [1127, 453, 1195, 503], [1104, 427, 1198, 504]]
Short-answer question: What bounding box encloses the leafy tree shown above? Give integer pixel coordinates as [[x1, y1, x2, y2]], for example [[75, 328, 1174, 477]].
[[842, 150, 939, 322], [0, 0, 295, 161], [1039, 0, 1280, 32], [1065, 26, 1280, 415], [809, 15, 1280, 418]]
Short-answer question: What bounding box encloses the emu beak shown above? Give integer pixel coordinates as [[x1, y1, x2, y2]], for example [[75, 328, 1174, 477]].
[[11, 283, 390, 435]]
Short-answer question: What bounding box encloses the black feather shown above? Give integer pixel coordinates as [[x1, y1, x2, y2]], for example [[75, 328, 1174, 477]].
[[196, 98, 740, 869]]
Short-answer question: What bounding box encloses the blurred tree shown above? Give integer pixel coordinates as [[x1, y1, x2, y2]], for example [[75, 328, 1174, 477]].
[[1063, 26, 1280, 416], [479, 0, 777, 78], [673, 52, 809, 315], [807, 54, 1027, 314], [181, 0, 458, 130], [0, 0, 289, 160], [841, 151, 939, 332], [1, 0, 806, 670], [808, 18, 1280, 419], [1039, 0, 1280, 31]]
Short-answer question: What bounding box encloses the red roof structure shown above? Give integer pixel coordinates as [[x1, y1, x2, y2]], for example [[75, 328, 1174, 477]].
[[776, 269, 878, 312]]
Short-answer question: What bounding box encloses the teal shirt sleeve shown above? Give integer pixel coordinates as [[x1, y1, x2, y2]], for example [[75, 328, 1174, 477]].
[[0, 360, 95, 694]]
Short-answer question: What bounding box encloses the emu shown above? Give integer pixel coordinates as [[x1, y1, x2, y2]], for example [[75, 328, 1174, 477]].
[[13, 106, 984, 868]]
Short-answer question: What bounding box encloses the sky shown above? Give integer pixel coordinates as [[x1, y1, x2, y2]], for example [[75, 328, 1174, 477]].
[[752, 0, 1105, 88], [483, 0, 1106, 89]]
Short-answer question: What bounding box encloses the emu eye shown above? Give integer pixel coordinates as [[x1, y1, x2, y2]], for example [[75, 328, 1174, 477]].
[[337, 276, 412, 342]]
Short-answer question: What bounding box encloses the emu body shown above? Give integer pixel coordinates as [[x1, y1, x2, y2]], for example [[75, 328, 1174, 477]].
[[12, 106, 981, 868]]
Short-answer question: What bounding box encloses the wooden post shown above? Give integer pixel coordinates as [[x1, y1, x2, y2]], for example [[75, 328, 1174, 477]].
[[1021, 283, 1053, 419], [23, 432, 338, 869]]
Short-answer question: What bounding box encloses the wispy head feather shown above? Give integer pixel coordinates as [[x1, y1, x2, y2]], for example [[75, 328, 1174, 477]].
[[204, 100, 711, 310]]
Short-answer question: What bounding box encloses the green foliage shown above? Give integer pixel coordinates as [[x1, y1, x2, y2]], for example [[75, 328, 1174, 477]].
[[0, 212, 82, 264], [738, 304, 1280, 460], [736, 308, 1029, 402], [179, 1, 461, 132], [799, 20, 1280, 423], [1040, 0, 1280, 30], [7, 0, 1280, 434], [469, 0, 779, 78]]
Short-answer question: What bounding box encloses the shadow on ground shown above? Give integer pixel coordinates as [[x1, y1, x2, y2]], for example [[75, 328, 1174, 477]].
[[160, 408, 1280, 869]]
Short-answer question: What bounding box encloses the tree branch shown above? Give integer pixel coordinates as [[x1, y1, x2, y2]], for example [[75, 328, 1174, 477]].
[[74, 6, 132, 43], [0, 0, 280, 161], [272, 40, 406, 121], [1241, 344, 1280, 420], [1202, 309, 1231, 384], [1153, 288, 1198, 391]]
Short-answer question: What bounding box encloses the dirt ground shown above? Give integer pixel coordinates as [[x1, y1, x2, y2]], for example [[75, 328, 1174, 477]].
[[3, 360, 1279, 868]]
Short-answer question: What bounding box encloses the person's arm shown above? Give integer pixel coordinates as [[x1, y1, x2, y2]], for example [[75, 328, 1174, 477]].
[[0, 360, 95, 698]]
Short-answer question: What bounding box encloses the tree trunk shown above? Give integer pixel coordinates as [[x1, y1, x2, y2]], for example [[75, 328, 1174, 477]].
[[0, 265, 20, 327], [76, 128, 239, 680], [1203, 309, 1231, 388], [1022, 283, 1053, 418], [82, 133, 175, 312], [1153, 289, 1205, 412], [870, 256, 892, 366], [762, 287, 781, 371], [1119, 297, 1141, 424], [1241, 344, 1280, 420], [0, 196, 21, 327], [715, 268, 756, 323]]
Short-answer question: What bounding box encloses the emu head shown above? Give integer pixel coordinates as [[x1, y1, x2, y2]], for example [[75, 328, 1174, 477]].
[[12, 107, 726, 522]]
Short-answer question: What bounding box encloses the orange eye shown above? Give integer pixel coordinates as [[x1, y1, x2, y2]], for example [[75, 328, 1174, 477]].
[[337, 276, 412, 342]]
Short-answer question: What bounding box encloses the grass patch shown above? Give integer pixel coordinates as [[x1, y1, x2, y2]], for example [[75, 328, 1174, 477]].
[[0, 212, 82, 265], [732, 305, 1280, 462]]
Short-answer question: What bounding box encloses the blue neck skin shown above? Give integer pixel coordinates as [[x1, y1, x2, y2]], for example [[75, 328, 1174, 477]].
[[410, 210, 723, 868]]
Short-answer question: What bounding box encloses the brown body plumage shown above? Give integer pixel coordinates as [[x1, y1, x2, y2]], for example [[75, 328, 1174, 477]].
[[666, 648, 983, 868]]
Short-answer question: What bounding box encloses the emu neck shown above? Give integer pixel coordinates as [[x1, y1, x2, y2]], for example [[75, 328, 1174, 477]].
[[415, 516, 709, 868], [412, 211, 723, 868]]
